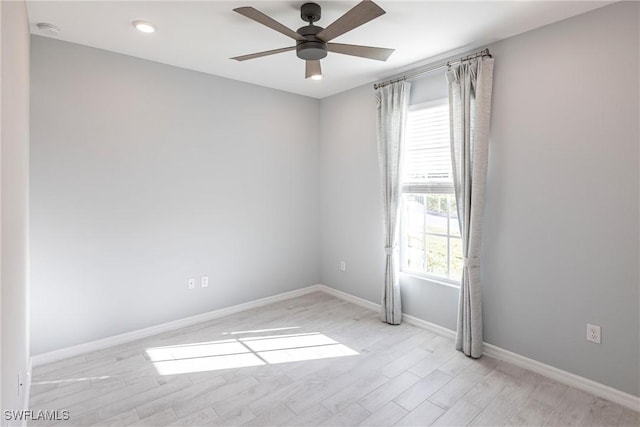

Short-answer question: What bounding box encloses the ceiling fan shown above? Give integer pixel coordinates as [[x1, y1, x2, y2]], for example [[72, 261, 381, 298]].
[[230, 0, 394, 80]]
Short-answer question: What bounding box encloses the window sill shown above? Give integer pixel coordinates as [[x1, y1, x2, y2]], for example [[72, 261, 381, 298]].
[[400, 271, 461, 290]]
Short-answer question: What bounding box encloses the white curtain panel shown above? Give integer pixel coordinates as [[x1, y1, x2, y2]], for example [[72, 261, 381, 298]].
[[446, 57, 494, 358], [376, 81, 411, 325]]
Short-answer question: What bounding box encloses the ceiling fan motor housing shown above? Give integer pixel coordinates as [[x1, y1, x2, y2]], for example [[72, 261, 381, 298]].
[[296, 2, 327, 61], [296, 24, 327, 60]]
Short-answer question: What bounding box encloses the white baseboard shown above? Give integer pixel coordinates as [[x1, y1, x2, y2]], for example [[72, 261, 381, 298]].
[[316, 284, 639, 411], [402, 313, 456, 340], [315, 284, 380, 311], [483, 343, 640, 412], [31, 285, 324, 367], [316, 284, 457, 340], [30, 283, 639, 411]]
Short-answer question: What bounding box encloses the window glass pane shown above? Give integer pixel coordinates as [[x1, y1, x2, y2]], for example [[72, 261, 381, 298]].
[[405, 194, 425, 233], [406, 232, 425, 272], [426, 234, 447, 277], [401, 191, 462, 282], [426, 194, 448, 234], [450, 237, 463, 280]]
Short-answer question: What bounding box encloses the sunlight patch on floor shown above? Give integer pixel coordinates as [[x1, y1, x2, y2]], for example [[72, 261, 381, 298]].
[[152, 352, 265, 375], [32, 376, 112, 385], [259, 343, 358, 364], [240, 332, 338, 352], [146, 339, 248, 362], [146, 331, 358, 375], [222, 326, 301, 336]]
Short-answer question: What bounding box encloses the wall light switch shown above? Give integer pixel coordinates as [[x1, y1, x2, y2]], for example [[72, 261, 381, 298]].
[[188, 278, 195, 290], [201, 276, 209, 288], [339, 261, 346, 272]]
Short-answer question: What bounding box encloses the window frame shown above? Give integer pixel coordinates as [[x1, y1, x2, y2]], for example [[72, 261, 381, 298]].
[[400, 98, 461, 287]]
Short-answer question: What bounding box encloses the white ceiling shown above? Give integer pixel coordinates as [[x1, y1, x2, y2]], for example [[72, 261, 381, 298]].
[[26, 1, 611, 99]]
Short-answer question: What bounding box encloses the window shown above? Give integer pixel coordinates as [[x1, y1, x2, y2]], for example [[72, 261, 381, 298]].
[[401, 99, 462, 283]]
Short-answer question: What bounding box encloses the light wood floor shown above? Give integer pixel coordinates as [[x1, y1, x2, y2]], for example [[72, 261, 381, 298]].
[[30, 292, 639, 426]]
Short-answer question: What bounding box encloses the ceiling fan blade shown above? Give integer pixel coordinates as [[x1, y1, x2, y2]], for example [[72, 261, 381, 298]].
[[327, 43, 394, 61], [316, 0, 386, 42], [305, 60, 322, 79], [231, 46, 296, 61], [233, 7, 305, 41]]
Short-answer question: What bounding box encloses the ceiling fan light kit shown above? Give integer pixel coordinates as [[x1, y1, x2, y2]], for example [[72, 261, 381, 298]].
[[231, 0, 394, 80]]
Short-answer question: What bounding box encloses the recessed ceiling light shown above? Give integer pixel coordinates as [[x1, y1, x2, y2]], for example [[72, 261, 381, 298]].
[[36, 23, 61, 36], [310, 74, 323, 81], [132, 20, 156, 33]]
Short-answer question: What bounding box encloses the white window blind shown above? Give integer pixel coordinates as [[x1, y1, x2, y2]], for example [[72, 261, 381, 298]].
[[402, 100, 453, 194]]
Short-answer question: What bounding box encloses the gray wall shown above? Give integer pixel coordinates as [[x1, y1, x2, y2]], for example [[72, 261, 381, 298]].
[[319, 1, 639, 397], [1, 0, 31, 419], [30, 37, 320, 355]]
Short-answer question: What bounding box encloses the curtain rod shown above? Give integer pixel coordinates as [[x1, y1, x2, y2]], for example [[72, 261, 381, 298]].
[[373, 48, 492, 90]]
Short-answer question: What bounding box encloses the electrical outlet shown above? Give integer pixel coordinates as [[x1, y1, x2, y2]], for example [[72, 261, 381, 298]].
[[188, 278, 195, 290], [201, 276, 209, 288], [339, 261, 346, 272], [587, 323, 601, 344]]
